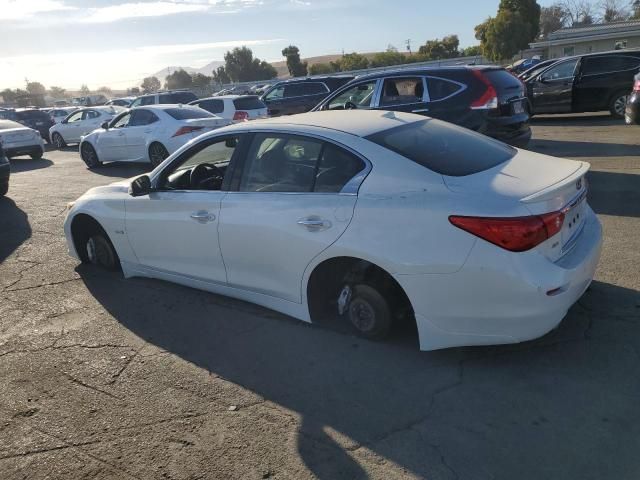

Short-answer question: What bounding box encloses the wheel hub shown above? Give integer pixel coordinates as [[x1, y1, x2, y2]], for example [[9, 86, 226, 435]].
[[349, 299, 376, 332]]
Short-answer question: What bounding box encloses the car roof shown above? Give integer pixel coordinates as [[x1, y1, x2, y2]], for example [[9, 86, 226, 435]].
[[348, 64, 503, 82], [132, 104, 200, 111], [218, 110, 423, 137]]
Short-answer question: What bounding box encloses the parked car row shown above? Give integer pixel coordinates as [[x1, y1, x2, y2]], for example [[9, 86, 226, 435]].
[[49, 106, 126, 148]]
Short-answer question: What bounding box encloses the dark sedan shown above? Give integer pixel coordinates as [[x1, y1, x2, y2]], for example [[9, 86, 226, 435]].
[[15, 109, 54, 142]]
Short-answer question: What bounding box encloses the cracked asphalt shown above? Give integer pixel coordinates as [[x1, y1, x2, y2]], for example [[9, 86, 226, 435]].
[[1, 113, 639, 480]]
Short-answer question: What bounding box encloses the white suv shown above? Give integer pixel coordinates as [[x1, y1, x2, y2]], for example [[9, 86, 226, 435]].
[[189, 95, 268, 122]]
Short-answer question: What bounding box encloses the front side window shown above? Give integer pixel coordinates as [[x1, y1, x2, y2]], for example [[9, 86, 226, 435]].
[[130, 98, 142, 108], [326, 81, 377, 110], [380, 77, 425, 106], [111, 112, 131, 128], [140, 96, 156, 106], [160, 136, 240, 191], [239, 134, 323, 193], [129, 109, 159, 126], [83, 110, 100, 120], [67, 111, 83, 123], [264, 86, 284, 101], [540, 59, 578, 81]]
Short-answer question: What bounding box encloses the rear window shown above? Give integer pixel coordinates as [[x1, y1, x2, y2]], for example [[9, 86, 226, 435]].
[[482, 69, 523, 90], [365, 119, 515, 177], [233, 96, 266, 110], [165, 107, 215, 120]]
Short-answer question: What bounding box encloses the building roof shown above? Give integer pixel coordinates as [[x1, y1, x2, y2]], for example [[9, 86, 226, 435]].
[[549, 20, 640, 40]]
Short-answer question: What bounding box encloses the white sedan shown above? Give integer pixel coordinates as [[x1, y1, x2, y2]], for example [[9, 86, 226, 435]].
[[78, 105, 232, 169], [50, 106, 124, 148], [64, 110, 603, 351], [0, 120, 45, 159]]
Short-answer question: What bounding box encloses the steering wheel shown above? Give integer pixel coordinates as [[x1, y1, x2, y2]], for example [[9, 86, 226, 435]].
[[344, 101, 358, 110], [190, 163, 224, 190]]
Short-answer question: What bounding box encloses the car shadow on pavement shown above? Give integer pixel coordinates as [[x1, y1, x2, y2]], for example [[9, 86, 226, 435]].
[[530, 114, 620, 127], [9, 158, 54, 173], [77, 266, 640, 480], [0, 197, 31, 262], [587, 170, 640, 218], [90, 162, 151, 178], [528, 139, 640, 158]]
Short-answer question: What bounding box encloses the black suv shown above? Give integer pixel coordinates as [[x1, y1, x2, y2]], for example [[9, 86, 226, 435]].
[[525, 49, 640, 118], [260, 76, 354, 117], [130, 90, 198, 108], [15, 109, 54, 142], [313, 67, 531, 147]]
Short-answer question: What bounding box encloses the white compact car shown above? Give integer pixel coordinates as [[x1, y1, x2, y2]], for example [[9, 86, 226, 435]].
[[189, 95, 268, 122], [50, 106, 124, 148], [64, 111, 603, 351], [0, 120, 45, 159], [78, 105, 232, 169]]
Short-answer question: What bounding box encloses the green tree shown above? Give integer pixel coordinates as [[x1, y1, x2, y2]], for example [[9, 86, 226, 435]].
[[461, 45, 483, 57], [282, 45, 308, 77], [418, 34, 460, 60], [49, 86, 66, 98], [26, 81, 46, 95], [333, 52, 369, 72], [97, 86, 112, 96], [476, 0, 542, 61], [370, 50, 407, 67], [191, 73, 212, 88], [223, 47, 277, 82], [128, 87, 141, 95], [1, 88, 17, 103], [165, 69, 193, 90], [212, 65, 231, 85], [80, 84, 90, 95], [308, 62, 337, 75], [540, 4, 567, 38], [141, 76, 161, 93], [600, 0, 629, 22]]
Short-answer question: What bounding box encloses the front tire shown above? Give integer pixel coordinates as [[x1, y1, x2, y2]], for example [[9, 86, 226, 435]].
[[347, 284, 393, 340], [609, 91, 628, 119], [30, 151, 43, 160], [149, 142, 169, 168], [0, 181, 8, 197], [80, 142, 102, 169], [52, 132, 66, 149], [85, 233, 119, 271]]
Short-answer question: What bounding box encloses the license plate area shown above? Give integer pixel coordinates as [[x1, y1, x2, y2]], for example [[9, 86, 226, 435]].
[[512, 100, 525, 115], [561, 198, 586, 253]]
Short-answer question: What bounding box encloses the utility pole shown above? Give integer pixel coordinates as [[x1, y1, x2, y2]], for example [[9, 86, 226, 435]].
[[405, 39, 412, 55]]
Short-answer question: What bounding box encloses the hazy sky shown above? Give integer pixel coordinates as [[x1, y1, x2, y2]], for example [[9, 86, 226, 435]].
[[0, 0, 558, 90]]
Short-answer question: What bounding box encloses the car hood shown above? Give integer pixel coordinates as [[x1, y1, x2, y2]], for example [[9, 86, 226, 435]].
[[83, 179, 131, 197]]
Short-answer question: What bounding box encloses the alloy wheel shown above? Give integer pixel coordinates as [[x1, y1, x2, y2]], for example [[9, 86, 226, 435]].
[[614, 95, 628, 117]]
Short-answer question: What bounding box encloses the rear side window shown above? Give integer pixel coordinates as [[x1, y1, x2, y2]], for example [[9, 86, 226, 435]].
[[426, 77, 464, 101], [482, 69, 523, 90], [140, 96, 156, 105], [315, 144, 366, 193], [380, 77, 425, 106], [365, 119, 515, 177], [172, 92, 198, 103], [233, 96, 266, 110], [198, 99, 225, 114], [285, 82, 328, 97], [582, 55, 640, 75], [165, 107, 214, 120]]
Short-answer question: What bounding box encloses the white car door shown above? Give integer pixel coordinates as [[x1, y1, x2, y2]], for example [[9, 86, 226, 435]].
[[218, 133, 367, 303], [79, 110, 105, 137], [60, 110, 84, 142], [94, 111, 130, 161], [124, 109, 160, 161], [124, 134, 241, 283]]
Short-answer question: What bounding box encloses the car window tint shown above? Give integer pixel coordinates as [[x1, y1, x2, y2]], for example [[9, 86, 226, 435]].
[[233, 96, 266, 110], [264, 86, 284, 100], [140, 96, 156, 105], [426, 77, 463, 101], [284, 82, 327, 97], [326, 81, 377, 110], [130, 98, 142, 108], [174, 92, 197, 103], [541, 60, 578, 80], [165, 107, 214, 120], [380, 77, 424, 106], [314, 144, 366, 193], [129, 109, 159, 126], [83, 110, 100, 120], [239, 133, 323, 192], [582, 55, 640, 75], [365, 119, 515, 177], [67, 111, 83, 122], [112, 113, 131, 128], [199, 99, 225, 114]]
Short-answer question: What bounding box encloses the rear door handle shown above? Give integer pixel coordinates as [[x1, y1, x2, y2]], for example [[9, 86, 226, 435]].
[[297, 217, 331, 231], [190, 210, 216, 223]]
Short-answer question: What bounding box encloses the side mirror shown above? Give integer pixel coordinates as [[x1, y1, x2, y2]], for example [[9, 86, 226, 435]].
[[129, 175, 151, 197], [101, 121, 110, 130]]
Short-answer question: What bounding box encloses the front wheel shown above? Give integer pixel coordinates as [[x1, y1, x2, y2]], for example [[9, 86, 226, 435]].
[[30, 151, 43, 160], [149, 142, 169, 168], [347, 284, 393, 340], [86, 234, 119, 271], [81, 142, 101, 169], [609, 92, 628, 119], [52, 132, 66, 149]]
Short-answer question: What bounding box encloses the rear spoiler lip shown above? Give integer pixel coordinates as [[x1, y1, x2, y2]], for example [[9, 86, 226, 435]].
[[520, 161, 590, 204]]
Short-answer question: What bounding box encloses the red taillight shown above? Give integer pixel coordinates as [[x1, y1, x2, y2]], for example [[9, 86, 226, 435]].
[[470, 70, 498, 110], [633, 79, 640, 92], [449, 211, 565, 252], [233, 110, 249, 121], [172, 126, 204, 137]]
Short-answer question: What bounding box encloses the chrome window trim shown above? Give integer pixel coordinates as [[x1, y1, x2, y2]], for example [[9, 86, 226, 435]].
[[423, 76, 468, 102]]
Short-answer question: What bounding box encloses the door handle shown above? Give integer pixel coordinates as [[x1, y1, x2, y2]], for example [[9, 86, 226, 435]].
[[297, 217, 331, 231], [412, 108, 429, 113], [190, 211, 216, 223]]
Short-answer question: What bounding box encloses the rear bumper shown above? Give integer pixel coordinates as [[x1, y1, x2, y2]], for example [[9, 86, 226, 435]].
[[395, 207, 603, 351], [481, 113, 532, 148], [4, 143, 44, 158]]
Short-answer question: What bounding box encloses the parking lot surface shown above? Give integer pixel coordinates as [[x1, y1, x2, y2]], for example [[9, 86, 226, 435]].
[[1, 114, 639, 480]]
